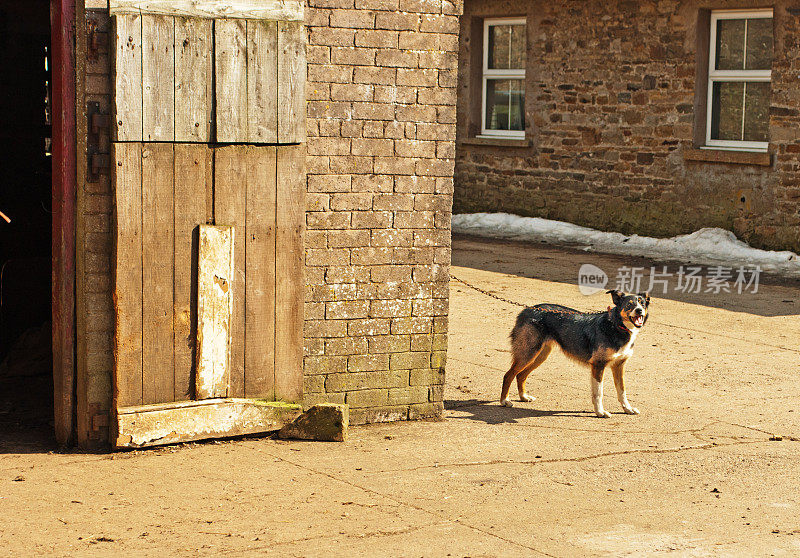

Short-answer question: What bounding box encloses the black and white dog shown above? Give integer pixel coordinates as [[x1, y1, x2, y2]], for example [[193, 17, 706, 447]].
[[500, 290, 650, 417]]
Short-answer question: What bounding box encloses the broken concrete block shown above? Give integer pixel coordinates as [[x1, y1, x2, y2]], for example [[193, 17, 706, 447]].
[[278, 403, 348, 442]]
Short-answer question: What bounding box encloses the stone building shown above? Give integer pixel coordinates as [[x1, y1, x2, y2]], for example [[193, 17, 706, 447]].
[[4, 0, 460, 450], [455, 1, 800, 252]]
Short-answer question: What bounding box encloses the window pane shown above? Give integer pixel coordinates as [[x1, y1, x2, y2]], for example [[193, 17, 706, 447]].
[[488, 24, 525, 69], [716, 18, 745, 70], [710, 81, 744, 141], [488, 25, 511, 69], [485, 79, 525, 132], [745, 18, 773, 70], [510, 24, 526, 69], [743, 81, 770, 142]]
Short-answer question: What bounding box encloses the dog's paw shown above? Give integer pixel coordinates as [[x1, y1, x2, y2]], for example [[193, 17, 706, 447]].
[[500, 399, 514, 408], [596, 410, 612, 418], [623, 406, 640, 415], [519, 394, 536, 403]]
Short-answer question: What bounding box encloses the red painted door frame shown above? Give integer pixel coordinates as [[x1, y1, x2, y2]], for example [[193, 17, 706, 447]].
[[51, 0, 77, 446]]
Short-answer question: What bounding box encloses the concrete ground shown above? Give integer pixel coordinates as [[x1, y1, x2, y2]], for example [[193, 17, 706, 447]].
[[2, 235, 800, 557]]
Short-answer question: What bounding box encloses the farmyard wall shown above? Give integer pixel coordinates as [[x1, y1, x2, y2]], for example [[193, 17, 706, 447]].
[[455, 0, 800, 252]]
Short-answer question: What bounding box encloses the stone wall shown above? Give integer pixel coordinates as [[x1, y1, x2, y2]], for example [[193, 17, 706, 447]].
[[302, 0, 461, 424], [455, 0, 800, 252]]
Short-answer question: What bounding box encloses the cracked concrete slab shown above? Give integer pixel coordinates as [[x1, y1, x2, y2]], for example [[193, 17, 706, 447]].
[[1, 236, 799, 556]]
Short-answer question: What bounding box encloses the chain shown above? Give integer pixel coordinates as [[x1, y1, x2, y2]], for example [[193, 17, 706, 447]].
[[449, 274, 606, 316]]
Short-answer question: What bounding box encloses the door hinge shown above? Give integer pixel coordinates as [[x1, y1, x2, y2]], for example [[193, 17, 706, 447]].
[[87, 101, 110, 182]]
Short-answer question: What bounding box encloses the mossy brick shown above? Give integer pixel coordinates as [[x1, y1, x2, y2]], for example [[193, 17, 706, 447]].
[[346, 388, 389, 408], [330, 192, 374, 211], [431, 351, 446, 369], [429, 385, 444, 403], [371, 228, 413, 246], [351, 247, 392, 265], [325, 265, 371, 284], [349, 405, 408, 425], [304, 375, 325, 394], [306, 211, 351, 230], [326, 300, 370, 320], [409, 401, 443, 421], [410, 333, 432, 352], [327, 369, 406, 391], [368, 334, 410, 353], [432, 333, 448, 351], [325, 336, 368, 356], [347, 318, 391, 337], [410, 368, 445, 386], [304, 355, 348, 375], [352, 174, 393, 193], [373, 194, 415, 212], [327, 229, 371, 248], [346, 353, 392, 373], [355, 29, 399, 48], [370, 299, 413, 318], [391, 317, 432, 335], [303, 392, 346, 409], [371, 265, 413, 283], [330, 9, 375, 28], [373, 156, 417, 175], [390, 351, 431, 370], [375, 12, 419, 31], [304, 319, 348, 338], [304, 338, 325, 356], [387, 386, 429, 405], [351, 210, 393, 229], [355, 0, 399, 9]]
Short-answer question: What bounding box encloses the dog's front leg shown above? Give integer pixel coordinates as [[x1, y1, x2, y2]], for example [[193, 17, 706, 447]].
[[611, 361, 639, 415], [590, 364, 611, 418]]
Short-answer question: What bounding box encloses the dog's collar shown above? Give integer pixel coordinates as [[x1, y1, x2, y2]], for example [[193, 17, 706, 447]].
[[616, 322, 632, 334]]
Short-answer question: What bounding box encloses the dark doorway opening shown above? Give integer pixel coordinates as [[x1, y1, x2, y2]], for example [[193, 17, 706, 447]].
[[0, 0, 55, 450]]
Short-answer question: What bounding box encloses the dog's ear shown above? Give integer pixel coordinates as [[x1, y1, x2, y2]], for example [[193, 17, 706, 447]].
[[606, 289, 624, 306], [638, 292, 651, 307]]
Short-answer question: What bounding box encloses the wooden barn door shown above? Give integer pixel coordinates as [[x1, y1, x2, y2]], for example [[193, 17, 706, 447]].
[[109, 1, 305, 448]]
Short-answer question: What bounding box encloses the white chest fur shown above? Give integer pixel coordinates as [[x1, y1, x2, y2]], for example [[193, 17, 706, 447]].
[[612, 327, 638, 360]]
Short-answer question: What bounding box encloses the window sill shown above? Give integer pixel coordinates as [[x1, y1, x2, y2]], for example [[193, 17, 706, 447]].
[[683, 147, 772, 166], [460, 137, 531, 148]]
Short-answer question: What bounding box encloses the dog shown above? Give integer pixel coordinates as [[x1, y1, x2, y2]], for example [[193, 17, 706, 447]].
[[500, 290, 650, 417]]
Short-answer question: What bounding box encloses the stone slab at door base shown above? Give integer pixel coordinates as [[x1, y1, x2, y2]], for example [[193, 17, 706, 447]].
[[278, 403, 349, 442], [115, 398, 301, 448]]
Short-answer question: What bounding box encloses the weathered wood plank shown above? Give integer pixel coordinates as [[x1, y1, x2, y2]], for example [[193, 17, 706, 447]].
[[175, 17, 212, 142], [213, 146, 247, 398], [196, 225, 234, 399], [244, 147, 277, 398], [246, 20, 278, 143], [277, 20, 305, 144], [141, 143, 175, 404], [173, 144, 211, 401], [142, 15, 175, 141], [215, 19, 247, 143], [114, 399, 302, 448], [112, 14, 143, 141], [112, 142, 143, 408], [109, 0, 304, 21], [274, 145, 305, 402]]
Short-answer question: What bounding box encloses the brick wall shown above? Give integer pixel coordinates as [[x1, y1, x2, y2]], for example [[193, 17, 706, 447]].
[[80, 9, 114, 447], [304, 0, 461, 424], [455, 0, 800, 253]]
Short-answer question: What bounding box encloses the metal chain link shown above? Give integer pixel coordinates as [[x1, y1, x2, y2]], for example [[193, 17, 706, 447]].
[[449, 274, 606, 316]]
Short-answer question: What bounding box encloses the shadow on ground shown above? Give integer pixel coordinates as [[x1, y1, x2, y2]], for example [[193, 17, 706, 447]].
[[453, 234, 800, 317], [445, 398, 594, 425]]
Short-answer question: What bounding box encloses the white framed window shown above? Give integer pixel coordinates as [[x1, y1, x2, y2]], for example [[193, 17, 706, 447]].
[[705, 9, 773, 152], [481, 18, 526, 139]]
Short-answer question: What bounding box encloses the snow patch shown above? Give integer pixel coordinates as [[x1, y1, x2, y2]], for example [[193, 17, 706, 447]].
[[452, 213, 800, 276]]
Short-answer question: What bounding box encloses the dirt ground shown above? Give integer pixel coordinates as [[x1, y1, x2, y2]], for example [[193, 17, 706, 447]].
[[2, 235, 800, 557]]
